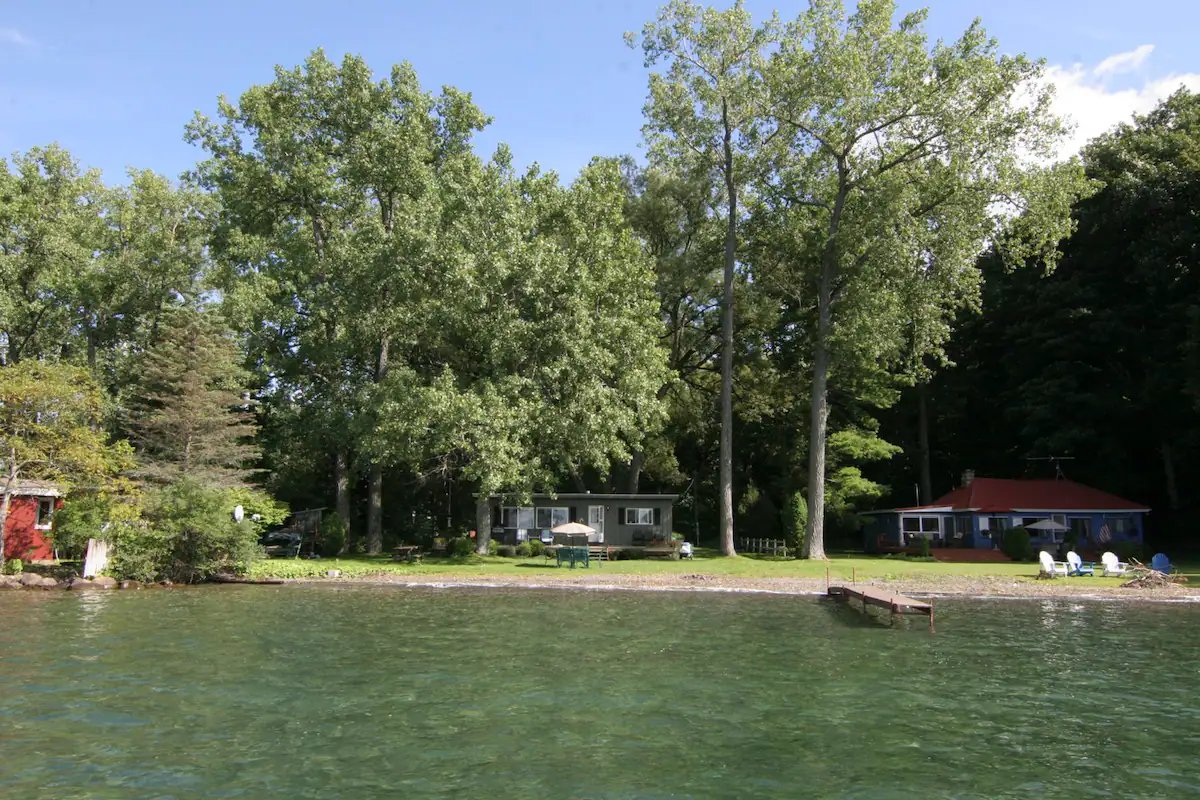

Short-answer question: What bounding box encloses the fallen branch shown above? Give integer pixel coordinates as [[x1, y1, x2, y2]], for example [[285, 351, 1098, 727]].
[[1120, 558, 1188, 588]]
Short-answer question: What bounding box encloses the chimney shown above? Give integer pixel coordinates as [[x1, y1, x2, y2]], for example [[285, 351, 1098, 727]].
[[961, 469, 975, 487]]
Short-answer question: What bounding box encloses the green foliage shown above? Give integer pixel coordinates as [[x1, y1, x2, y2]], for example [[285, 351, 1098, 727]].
[[916, 536, 931, 558], [320, 513, 347, 558], [1000, 528, 1035, 563], [128, 306, 259, 488], [496, 544, 516, 558], [785, 492, 808, 554], [1, 557, 21, 575], [515, 541, 533, 558], [107, 480, 263, 583], [526, 539, 544, 557], [447, 537, 476, 558], [1112, 540, 1145, 563]]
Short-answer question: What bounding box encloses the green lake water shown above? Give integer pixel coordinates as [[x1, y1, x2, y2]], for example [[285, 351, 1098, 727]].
[[1, 586, 1198, 799]]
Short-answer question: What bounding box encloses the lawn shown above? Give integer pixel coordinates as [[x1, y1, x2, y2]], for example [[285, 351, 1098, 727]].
[[248, 549, 1197, 586]]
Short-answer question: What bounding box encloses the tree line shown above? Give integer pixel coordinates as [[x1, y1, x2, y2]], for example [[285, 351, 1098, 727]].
[[7, 0, 1191, 574]]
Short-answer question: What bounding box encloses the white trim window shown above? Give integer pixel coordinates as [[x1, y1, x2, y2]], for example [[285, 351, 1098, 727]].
[[625, 507, 654, 526], [35, 498, 54, 530], [535, 507, 569, 529], [501, 506, 534, 529]]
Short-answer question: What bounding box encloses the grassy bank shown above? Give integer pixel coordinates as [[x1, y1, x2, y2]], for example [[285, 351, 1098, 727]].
[[248, 550, 1198, 587]]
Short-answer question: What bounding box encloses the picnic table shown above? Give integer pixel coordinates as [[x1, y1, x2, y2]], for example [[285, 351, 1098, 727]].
[[392, 545, 422, 562]]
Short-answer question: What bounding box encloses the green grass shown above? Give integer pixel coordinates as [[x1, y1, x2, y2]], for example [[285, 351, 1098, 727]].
[[247, 549, 1198, 585]]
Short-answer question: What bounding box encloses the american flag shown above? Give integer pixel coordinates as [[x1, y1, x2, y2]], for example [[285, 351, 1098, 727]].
[[1098, 522, 1112, 543]]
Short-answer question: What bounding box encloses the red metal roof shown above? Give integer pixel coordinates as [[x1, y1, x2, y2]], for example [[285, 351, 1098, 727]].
[[897, 478, 1148, 513]]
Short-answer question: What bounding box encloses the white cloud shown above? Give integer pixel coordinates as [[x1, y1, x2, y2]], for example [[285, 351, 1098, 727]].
[[1042, 45, 1200, 159], [0, 27, 32, 47], [1093, 44, 1154, 77]]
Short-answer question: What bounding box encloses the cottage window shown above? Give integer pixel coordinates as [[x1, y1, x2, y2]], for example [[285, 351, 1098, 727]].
[[535, 507, 569, 529], [35, 499, 54, 530], [501, 507, 534, 529], [625, 508, 654, 526], [901, 516, 940, 535]]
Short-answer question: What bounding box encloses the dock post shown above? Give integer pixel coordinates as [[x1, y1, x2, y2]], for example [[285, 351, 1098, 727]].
[[825, 562, 830, 592], [929, 598, 935, 634], [852, 566, 856, 584]]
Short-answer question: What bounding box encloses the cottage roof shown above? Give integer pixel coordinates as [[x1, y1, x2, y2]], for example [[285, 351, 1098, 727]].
[[896, 478, 1148, 513], [4, 480, 64, 497], [480, 493, 678, 502]]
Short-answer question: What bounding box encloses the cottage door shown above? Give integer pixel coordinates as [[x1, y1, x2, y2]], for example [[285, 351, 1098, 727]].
[[587, 505, 604, 542]]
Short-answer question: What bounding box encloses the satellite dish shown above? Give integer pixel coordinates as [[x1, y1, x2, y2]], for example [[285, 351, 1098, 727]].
[[233, 505, 245, 523]]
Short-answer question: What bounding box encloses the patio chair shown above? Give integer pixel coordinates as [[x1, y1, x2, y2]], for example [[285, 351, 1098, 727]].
[[1039, 550, 1069, 578], [1066, 551, 1095, 576], [1151, 553, 1177, 574], [1100, 551, 1129, 577]]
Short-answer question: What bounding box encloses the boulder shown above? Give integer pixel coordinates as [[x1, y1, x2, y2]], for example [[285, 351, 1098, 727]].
[[92, 575, 118, 589], [0, 575, 20, 589], [119, 580, 141, 590], [68, 577, 96, 590], [18, 572, 44, 587], [39, 576, 63, 588]]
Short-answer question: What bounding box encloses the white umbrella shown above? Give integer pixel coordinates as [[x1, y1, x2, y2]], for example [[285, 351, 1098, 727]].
[[550, 522, 595, 535], [1025, 519, 1068, 532]]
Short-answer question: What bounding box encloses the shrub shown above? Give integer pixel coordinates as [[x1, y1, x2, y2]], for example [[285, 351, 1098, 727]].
[[108, 480, 264, 583], [515, 541, 533, 558], [626, 547, 647, 560], [526, 539, 543, 557], [497, 544, 516, 558], [786, 491, 808, 554], [1000, 527, 1034, 562], [2, 558, 22, 575], [448, 536, 476, 557], [917, 535, 932, 558], [320, 513, 346, 558], [1112, 540, 1144, 563]]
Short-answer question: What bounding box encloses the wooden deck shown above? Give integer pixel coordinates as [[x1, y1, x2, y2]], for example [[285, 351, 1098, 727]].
[[828, 585, 935, 631]]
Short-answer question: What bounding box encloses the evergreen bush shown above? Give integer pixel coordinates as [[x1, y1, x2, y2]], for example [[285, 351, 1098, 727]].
[[1000, 527, 1034, 562]]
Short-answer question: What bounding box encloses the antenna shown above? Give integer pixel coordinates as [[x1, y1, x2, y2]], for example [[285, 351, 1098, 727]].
[[1025, 455, 1075, 480]]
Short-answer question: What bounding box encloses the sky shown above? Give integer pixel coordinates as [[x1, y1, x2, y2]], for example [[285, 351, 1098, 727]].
[[1, 0, 1199, 185]]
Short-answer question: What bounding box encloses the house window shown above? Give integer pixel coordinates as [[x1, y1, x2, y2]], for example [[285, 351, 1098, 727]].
[[954, 517, 971, 539], [501, 507, 534, 529], [901, 516, 940, 535], [625, 508, 654, 526], [35, 499, 54, 530], [535, 507, 569, 529], [1069, 517, 1091, 542]]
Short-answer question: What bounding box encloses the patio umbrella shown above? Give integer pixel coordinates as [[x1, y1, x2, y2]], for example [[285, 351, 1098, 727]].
[[550, 522, 595, 535], [1024, 519, 1069, 532]]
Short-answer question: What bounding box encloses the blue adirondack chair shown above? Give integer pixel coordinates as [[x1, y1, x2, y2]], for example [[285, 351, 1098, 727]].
[[1151, 553, 1176, 574], [1066, 551, 1095, 576]]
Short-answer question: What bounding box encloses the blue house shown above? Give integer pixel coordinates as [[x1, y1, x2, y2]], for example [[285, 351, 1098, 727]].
[[866, 476, 1148, 552]]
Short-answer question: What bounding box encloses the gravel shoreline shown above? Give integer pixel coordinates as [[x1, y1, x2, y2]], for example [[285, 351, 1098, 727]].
[[288, 571, 1199, 602]]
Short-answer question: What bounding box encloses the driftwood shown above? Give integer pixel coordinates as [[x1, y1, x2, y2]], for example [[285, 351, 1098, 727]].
[[1120, 558, 1188, 588]]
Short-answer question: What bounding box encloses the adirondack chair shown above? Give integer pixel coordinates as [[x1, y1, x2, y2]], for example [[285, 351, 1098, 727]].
[[1101, 551, 1130, 577], [1039, 550, 1068, 577], [1151, 553, 1177, 574], [1066, 551, 1095, 576]]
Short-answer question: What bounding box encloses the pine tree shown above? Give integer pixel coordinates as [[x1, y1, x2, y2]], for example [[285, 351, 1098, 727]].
[[130, 307, 258, 487]]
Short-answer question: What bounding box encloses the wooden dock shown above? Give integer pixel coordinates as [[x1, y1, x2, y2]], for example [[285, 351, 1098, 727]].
[[828, 585, 935, 631]]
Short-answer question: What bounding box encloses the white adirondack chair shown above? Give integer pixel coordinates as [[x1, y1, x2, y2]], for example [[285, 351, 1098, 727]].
[[1101, 551, 1129, 577], [1039, 550, 1068, 578]]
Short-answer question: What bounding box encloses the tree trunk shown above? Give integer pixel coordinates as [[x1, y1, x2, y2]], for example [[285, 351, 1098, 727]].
[[335, 447, 351, 551], [718, 98, 737, 558], [0, 488, 10, 570], [917, 382, 932, 506], [803, 267, 833, 561], [475, 498, 492, 556], [1161, 441, 1180, 510], [626, 450, 645, 494], [87, 320, 98, 371], [366, 337, 390, 554]]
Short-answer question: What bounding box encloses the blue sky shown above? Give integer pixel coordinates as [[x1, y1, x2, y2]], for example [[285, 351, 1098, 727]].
[[1, 0, 1198, 184]]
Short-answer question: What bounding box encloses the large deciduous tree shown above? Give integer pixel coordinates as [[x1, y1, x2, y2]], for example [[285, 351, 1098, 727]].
[[630, 0, 779, 556], [0, 362, 128, 568], [761, 0, 1088, 558]]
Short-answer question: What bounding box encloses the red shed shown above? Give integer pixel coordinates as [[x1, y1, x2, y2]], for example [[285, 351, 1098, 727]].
[[3, 481, 63, 562]]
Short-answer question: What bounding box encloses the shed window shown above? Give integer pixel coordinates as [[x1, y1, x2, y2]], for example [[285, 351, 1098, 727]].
[[625, 508, 654, 526], [535, 507, 569, 529], [35, 499, 54, 530]]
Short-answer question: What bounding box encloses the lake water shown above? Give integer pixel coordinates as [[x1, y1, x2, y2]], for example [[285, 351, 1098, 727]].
[[1, 586, 1197, 799]]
